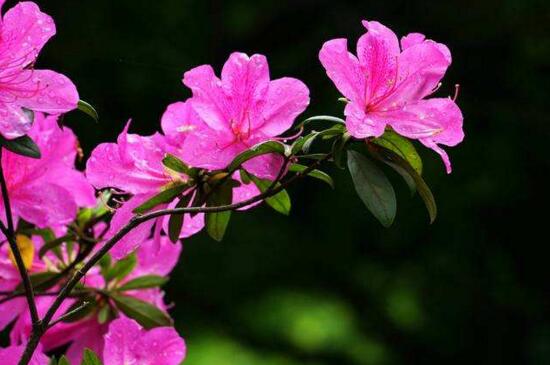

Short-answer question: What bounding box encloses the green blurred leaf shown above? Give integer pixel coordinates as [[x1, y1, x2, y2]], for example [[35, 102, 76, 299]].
[[288, 163, 334, 189], [205, 182, 233, 241], [168, 195, 192, 243], [332, 132, 351, 169], [77, 99, 99, 121], [368, 144, 437, 223], [117, 275, 168, 291], [347, 150, 396, 227], [81, 348, 104, 365], [97, 305, 112, 324], [38, 234, 74, 259], [227, 141, 285, 172], [111, 294, 172, 329], [0, 134, 41, 158], [105, 253, 136, 282], [16, 272, 59, 292], [58, 356, 70, 365], [249, 175, 291, 215], [133, 183, 187, 214]]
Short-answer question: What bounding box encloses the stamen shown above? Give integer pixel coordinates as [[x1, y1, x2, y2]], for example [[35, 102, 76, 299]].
[[453, 84, 460, 102]]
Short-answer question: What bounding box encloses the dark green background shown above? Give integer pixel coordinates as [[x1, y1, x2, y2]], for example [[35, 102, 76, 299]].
[[11, 0, 550, 363]]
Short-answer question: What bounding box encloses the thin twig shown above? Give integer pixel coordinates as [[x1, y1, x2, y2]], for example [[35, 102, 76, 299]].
[[18, 154, 331, 365], [0, 148, 40, 326]]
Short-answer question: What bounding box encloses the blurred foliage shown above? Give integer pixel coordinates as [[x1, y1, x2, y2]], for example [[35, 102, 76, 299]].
[[2, 0, 549, 363]]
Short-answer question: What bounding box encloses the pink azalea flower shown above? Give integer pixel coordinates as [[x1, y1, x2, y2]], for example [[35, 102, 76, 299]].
[[319, 21, 464, 173], [86, 122, 204, 259], [0, 1, 79, 139], [0, 344, 49, 365], [103, 317, 186, 365], [176, 52, 310, 180], [0, 113, 96, 230]]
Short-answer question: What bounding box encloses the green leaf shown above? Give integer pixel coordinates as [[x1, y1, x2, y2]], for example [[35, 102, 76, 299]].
[[38, 234, 74, 258], [295, 115, 345, 130], [205, 182, 233, 241], [16, 272, 59, 292], [0, 134, 41, 158], [48, 356, 58, 365], [133, 184, 187, 214], [368, 144, 437, 223], [288, 164, 334, 189], [371, 130, 423, 175], [227, 141, 285, 173], [81, 348, 104, 365], [162, 154, 197, 177], [248, 175, 291, 215], [97, 305, 112, 324], [117, 275, 168, 291], [291, 125, 345, 154], [105, 253, 136, 282], [168, 195, 192, 243], [332, 132, 352, 169], [347, 150, 396, 227], [111, 294, 172, 329], [58, 356, 71, 365], [77, 100, 99, 121]]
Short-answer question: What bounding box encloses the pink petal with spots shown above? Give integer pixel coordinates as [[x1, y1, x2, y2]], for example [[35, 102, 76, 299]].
[[183, 65, 231, 132], [103, 317, 186, 365], [319, 38, 366, 105], [258, 77, 310, 137]]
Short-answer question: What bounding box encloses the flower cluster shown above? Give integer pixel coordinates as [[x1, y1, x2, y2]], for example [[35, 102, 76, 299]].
[[0, 2, 464, 364]]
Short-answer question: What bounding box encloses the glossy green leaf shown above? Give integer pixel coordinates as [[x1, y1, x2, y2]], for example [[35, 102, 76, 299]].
[[81, 349, 103, 365], [227, 141, 285, 172], [288, 164, 334, 189], [111, 294, 172, 329], [105, 253, 136, 282], [117, 275, 168, 291], [368, 144, 437, 223], [332, 132, 352, 169], [205, 182, 233, 241], [371, 130, 423, 175], [133, 183, 187, 214], [249, 175, 291, 215], [347, 150, 396, 227], [295, 115, 346, 130], [162, 154, 197, 177], [77, 100, 99, 121], [0, 134, 41, 158], [168, 195, 192, 243]]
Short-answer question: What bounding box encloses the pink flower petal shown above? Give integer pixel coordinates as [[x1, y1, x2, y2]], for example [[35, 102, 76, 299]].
[[106, 195, 163, 260], [15, 70, 79, 114], [0, 2, 56, 69], [161, 100, 205, 153], [358, 20, 400, 103], [0, 345, 49, 365], [380, 42, 451, 106], [183, 65, 231, 132], [0, 102, 33, 139], [180, 126, 242, 170], [400, 32, 426, 50], [134, 236, 182, 277], [232, 172, 261, 211], [86, 123, 170, 194], [319, 38, 366, 105], [103, 317, 186, 365], [257, 77, 310, 137], [242, 151, 284, 180], [65, 320, 106, 365], [384, 98, 464, 173], [221, 52, 270, 132], [344, 101, 386, 138]]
